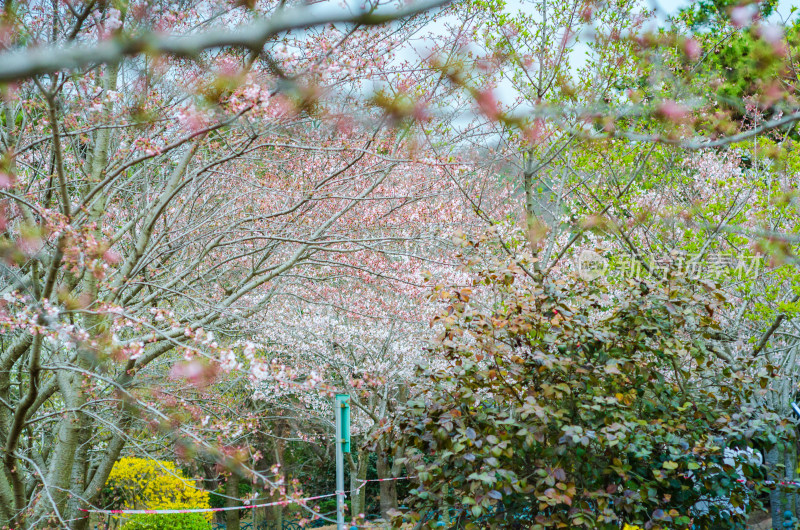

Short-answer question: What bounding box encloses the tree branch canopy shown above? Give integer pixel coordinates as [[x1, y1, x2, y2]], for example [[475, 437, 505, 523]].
[[0, 0, 448, 82]]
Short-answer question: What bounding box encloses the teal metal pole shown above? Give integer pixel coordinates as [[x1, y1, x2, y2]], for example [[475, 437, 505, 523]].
[[335, 398, 345, 530]]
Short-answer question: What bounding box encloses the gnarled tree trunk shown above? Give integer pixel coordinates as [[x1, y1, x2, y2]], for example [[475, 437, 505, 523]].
[[226, 473, 241, 530], [767, 444, 784, 529], [347, 448, 369, 519], [376, 445, 397, 520]]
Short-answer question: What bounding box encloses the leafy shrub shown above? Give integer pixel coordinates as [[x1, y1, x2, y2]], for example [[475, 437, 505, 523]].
[[317, 498, 350, 514], [121, 511, 211, 530], [388, 256, 787, 529], [209, 479, 252, 509]]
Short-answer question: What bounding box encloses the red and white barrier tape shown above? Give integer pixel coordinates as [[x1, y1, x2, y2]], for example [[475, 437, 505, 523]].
[[356, 476, 415, 483], [80, 477, 416, 515], [736, 478, 800, 488], [352, 476, 415, 492], [80, 476, 418, 515], [78, 474, 800, 514], [79, 492, 340, 515]]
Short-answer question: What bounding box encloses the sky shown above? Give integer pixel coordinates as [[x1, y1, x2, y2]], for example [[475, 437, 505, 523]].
[[391, 0, 800, 136], [654, 0, 800, 20]]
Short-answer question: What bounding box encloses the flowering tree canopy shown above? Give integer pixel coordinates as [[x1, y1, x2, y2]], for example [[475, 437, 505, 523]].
[[2, 0, 800, 528]]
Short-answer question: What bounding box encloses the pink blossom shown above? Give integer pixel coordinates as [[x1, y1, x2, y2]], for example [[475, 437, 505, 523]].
[[759, 25, 784, 44], [475, 89, 501, 121], [336, 115, 354, 135], [658, 100, 689, 123], [176, 104, 207, 133], [103, 249, 122, 264], [412, 102, 431, 122], [18, 235, 43, 257], [170, 359, 219, 387], [0, 172, 13, 189], [524, 119, 544, 145], [242, 83, 261, 103], [683, 38, 701, 61], [730, 6, 755, 28], [106, 9, 123, 31], [99, 8, 123, 39], [215, 56, 240, 77]]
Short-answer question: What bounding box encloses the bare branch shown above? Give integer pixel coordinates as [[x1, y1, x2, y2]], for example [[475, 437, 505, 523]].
[[0, 0, 448, 82]]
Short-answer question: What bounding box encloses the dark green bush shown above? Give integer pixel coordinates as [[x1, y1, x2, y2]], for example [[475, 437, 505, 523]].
[[209, 480, 253, 509], [388, 258, 788, 529], [317, 498, 350, 514]]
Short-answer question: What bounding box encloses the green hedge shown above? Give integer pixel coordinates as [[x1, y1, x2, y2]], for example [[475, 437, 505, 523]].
[[121, 513, 211, 530], [208, 480, 253, 509]]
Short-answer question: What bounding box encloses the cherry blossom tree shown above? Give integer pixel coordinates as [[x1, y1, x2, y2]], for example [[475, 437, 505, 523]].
[[0, 0, 455, 527], [5, 0, 800, 527]]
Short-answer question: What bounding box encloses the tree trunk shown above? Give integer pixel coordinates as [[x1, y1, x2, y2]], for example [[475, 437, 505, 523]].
[[348, 449, 369, 519], [30, 369, 86, 527], [767, 444, 784, 529], [785, 441, 799, 518], [270, 421, 287, 528], [67, 415, 91, 530], [376, 447, 397, 519], [226, 473, 241, 530], [270, 488, 283, 529], [77, 419, 129, 526]]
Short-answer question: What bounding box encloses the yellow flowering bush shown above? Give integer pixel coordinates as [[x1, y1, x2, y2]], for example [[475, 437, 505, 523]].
[[104, 457, 213, 528]]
